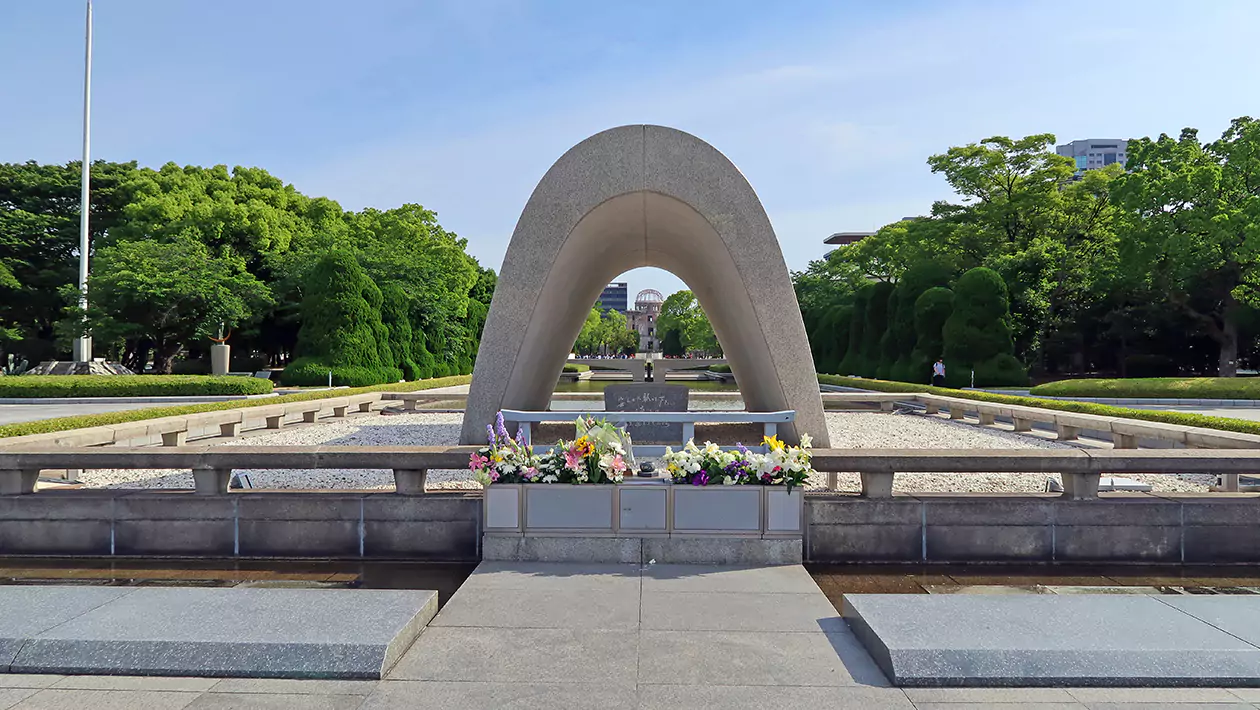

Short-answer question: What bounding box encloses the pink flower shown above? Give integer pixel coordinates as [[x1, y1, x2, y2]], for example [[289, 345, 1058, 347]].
[[469, 453, 489, 471], [490, 471, 500, 482], [611, 454, 627, 473], [564, 449, 583, 470], [522, 467, 537, 481]]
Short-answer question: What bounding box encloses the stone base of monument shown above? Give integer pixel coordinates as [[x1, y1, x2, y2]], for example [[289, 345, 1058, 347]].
[[483, 484, 803, 535], [26, 360, 134, 376], [844, 594, 1260, 687], [0, 586, 436, 679], [482, 534, 802, 565]]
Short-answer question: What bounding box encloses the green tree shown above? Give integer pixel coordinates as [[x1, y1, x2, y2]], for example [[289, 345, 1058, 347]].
[[1112, 118, 1260, 376], [910, 287, 954, 384], [661, 328, 685, 357], [657, 289, 720, 355], [574, 308, 602, 355], [282, 252, 400, 386], [71, 237, 272, 373], [942, 268, 1027, 386], [0, 160, 140, 361]]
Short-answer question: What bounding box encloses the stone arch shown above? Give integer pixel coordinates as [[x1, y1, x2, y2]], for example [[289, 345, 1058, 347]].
[[461, 125, 829, 447]]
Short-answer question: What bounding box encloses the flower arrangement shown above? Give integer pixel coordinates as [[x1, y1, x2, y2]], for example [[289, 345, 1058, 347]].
[[536, 416, 634, 484], [470, 411, 815, 490], [663, 434, 814, 491], [469, 412, 540, 485]]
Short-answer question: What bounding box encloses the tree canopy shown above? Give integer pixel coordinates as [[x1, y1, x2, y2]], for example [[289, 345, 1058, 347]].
[[794, 117, 1260, 382]]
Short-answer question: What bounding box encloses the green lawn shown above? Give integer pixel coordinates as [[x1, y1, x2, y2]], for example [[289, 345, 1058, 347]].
[[0, 375, 471, 439], [818, 374, 1260, 436], [1030, 377, 1260, 400]]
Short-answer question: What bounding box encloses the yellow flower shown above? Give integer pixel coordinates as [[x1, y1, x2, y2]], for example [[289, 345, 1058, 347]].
[[763, 435, 785, 452]]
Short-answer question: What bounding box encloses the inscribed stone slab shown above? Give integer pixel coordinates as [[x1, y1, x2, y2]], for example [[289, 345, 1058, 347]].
[[604, 383, 688, 443]]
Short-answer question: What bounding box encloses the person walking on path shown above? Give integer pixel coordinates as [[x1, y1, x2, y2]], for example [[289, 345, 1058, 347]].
[[932, 358, 946, 387]]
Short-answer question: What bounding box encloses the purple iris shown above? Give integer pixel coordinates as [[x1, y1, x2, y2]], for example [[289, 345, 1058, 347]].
[[486, 423, 496, 446]]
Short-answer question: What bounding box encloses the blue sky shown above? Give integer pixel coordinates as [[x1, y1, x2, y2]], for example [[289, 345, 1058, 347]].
[[3, 0, 1259, 299]]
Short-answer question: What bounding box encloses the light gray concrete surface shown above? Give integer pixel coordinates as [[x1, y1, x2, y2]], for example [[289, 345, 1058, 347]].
[[2, 567, 1260, 707], [0, 402, 178, 426], [4, 587, 437, 679], [462, 125, 829, 448]]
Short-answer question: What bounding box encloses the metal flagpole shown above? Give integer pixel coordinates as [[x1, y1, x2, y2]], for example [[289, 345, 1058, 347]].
[[73, 0, 93, 362]]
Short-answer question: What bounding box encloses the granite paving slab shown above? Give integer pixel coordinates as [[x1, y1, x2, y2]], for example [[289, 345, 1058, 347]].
[[640, 591, 845, 632], [641, 563, 819, 593], [431, 586, 640, 630], [7, 587, 437, 680], [1159, 596, 1260, 648], [637, 629, 890, 687], [843, 594, 1260, 687], [0, 587, 134, 670], [359, 680, 640, 710]]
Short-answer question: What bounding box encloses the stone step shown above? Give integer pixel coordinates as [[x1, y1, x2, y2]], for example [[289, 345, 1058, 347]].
[[843, 593, 1260, 687], [0, 586, 436, 679]]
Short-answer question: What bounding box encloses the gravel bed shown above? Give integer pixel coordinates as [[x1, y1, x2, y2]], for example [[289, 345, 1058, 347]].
[[76, 410, 1211, 493]]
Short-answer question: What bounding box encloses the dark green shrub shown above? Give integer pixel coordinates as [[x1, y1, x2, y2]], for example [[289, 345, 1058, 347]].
[[885, 262, 954, 382], [908, 287, 953, 385], [0, 375, 273, 398], [708, 364, 732, 373], [1123, 354, 1180, 378], [863, 281, 895, 378], [281, 252, 397, 387], [838, 286, 871, 376], [380, 284, 420, 380], [281, 358, 401, 387], [942, 268, 1027, 387]]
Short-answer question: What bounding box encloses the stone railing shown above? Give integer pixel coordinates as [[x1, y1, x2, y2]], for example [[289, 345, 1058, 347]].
[[3, 447, 1259, 500], [0, 392, 384, 450]]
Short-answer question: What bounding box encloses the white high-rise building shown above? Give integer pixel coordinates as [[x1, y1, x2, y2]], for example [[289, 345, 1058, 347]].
[[1056, 139, 1128, 177]]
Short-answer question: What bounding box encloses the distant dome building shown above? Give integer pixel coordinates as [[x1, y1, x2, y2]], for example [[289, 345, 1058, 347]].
[[628, 289, 664, 353]]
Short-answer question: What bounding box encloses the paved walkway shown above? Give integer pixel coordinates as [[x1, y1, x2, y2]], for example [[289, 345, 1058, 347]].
[[0, 563, 1258, 708]]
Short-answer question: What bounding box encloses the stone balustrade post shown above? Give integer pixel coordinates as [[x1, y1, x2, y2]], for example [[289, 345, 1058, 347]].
[[1060, 472, 1100, 500], [860, 472, 894, 498], [393, 469, 428, 495], [0, 469, 40, 495], [192, 466, 232, 495]]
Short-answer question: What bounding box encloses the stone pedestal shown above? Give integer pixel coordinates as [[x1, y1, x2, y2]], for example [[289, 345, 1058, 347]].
[[210, 343, 230, 376]]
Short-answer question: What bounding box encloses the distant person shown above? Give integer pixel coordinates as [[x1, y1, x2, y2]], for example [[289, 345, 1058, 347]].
[[932, 358, 946, 387]]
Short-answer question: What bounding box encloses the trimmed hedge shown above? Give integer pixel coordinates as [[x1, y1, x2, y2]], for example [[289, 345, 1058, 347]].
[[942, 267, 1027, 387], [817, 374, 1260, 436], [0, 375, 273, 398], [0, 375, 471, 439], [1030, 377, 1260, 400], [562, 364, 590, 373], [708, 364, 732, 373]]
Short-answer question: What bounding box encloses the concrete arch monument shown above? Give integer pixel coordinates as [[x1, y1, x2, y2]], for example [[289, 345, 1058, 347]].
[[461, 125, 829, 447]]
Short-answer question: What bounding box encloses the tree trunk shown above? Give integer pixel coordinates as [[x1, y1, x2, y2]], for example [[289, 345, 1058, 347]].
[[1219, 317, 1239, 377], [151, 341, 181, 375]]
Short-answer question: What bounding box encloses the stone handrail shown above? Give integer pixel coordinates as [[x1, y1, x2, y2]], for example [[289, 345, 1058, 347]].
[[3, 447, 1258, 500]]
